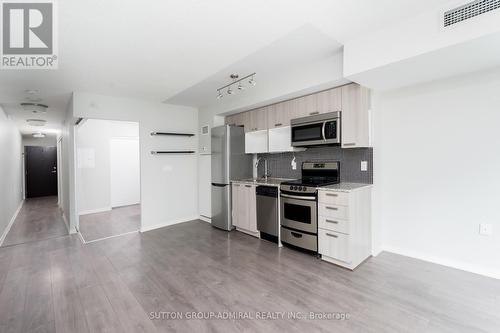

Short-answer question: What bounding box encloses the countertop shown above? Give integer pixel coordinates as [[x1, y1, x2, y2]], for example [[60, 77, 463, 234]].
[[319, 182, 372, 192], [231, 178, 295, 187]]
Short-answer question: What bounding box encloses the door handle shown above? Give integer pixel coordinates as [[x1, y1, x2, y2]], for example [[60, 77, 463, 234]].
[[326, 233, 338, 238]]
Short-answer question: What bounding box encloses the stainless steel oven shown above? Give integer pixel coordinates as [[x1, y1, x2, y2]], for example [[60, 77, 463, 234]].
[[280, 192, 317, 234], [279, 161, 340, 253], [291, 111, 340, 147]]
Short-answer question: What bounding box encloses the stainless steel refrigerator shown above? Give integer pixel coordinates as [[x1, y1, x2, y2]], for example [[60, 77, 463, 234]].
[[211, 125, 252, 231]]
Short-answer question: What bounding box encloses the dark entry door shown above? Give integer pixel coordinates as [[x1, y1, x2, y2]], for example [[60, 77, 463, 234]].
[[25, 146, 58, 198]]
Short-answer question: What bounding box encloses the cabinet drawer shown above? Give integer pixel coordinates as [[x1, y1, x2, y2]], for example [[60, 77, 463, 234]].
[[318, 204, 349, 220], [281, 227, 317, 252], [318, 229, 350, 263], [318, 191, 349, 206], [318, 216, 349, 234]]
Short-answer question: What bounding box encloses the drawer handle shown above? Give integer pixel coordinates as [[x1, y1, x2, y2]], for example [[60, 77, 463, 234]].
[[326, 233, 338, 238], [309, 111, 319, 115], [325, 219, 339, 224], [326, 206, 338, 211], [290, 232, 303, 238], [326, 193, 338, 197], [245, 185, 252, 188], [343, 143, 356, 147], [274, 123, 282, 127]]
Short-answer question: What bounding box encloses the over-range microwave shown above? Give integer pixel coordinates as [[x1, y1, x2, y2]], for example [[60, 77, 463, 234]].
[[291, 111, 340, 147]]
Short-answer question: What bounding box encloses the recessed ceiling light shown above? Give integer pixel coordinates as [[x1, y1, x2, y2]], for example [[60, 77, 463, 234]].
[[21, 103, 48, 113], [24, 89, 39, 95], [32, 132, 46, 138], [26, 119, 47, 127]]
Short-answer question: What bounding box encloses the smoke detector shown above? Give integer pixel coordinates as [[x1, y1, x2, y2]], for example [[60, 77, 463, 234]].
[[26, 119, 47, 127], [21, 103, 48, 113]]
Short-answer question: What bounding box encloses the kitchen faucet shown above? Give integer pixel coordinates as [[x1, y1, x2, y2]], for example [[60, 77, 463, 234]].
[[255, 157, 271, 180]]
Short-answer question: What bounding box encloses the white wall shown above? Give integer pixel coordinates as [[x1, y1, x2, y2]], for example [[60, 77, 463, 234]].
[[0, 107, 23, 243], [372, 69, 500, 279], [110, 137, 140, 207], [70, 92, 198, 232], [22, 134, 57, 147], [76, 119, 139, 214]]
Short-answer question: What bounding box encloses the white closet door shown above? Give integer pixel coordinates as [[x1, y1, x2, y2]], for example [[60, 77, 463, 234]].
[[110, 137, 140, 207]]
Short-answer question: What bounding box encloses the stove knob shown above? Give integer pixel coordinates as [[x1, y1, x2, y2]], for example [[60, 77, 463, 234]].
[[303, 187, 307, 191], [299, 186, 303, 191], [292, 186, 297, 190]]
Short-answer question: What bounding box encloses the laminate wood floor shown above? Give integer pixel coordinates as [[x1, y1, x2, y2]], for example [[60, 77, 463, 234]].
[[0, 215, 499, 332], [79, 205, 140, 242], [1, 196, 68, 247]]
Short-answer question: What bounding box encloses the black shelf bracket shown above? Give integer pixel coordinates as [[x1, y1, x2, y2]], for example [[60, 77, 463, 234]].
[[150, 132, 194, 137], [151, 151, 195, 155]]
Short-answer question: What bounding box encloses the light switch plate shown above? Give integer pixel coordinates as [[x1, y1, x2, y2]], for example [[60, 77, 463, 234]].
[[361, 161, 368, 171], [479, 223, 493, 236]]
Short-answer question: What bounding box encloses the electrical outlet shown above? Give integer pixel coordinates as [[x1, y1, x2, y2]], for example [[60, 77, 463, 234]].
[[360, 161, 368, 172], [479, 223, 493, 236]]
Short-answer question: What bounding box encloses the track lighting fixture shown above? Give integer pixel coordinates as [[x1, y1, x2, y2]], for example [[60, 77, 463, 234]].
[[216, 73, 256, 100]]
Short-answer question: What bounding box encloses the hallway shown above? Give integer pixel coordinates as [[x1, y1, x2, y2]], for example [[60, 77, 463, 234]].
[[1, 197, 68, 247]]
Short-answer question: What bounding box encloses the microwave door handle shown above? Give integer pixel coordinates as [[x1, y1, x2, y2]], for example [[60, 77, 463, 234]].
[[322, 121, 327, 141]]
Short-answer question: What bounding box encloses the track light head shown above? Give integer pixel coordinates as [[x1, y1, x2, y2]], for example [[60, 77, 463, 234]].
[[248, 75, 256, 86]]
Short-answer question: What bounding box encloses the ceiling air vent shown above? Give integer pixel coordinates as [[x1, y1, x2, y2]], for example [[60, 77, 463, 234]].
[[444, 0, 500, 27]]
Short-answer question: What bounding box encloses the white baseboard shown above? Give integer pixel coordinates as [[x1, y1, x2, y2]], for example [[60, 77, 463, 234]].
[[78, 207, 111, 216], [140, 216, 199, 233], [199, 215, 211, 223], [383, 245, 500, 280], [0, 200, 24, 246]]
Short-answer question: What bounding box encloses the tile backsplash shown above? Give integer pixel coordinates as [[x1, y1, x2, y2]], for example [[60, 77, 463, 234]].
[[257, 147, 373, 184]]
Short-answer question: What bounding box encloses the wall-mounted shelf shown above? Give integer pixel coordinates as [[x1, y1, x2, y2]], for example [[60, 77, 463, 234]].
[[150, 132, 194, 137], [151, 151, 195, 155]]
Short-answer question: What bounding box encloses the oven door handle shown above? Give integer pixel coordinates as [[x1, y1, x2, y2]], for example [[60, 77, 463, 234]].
[[280, 193, 317, 201], [322, 121, 327, 141]]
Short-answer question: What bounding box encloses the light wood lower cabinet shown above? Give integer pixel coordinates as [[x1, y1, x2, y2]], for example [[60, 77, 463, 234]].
[[318, 186, 372, 270], [231, 183, 258, 236]]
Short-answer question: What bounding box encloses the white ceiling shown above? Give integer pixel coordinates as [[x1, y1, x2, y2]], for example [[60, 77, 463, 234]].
[[166, 25, 344, 108], [1, 0, 449, 134]]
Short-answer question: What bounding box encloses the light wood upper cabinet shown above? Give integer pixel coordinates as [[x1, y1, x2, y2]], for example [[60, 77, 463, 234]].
[[268, 102, 292, 128], [247, 107, 268, 132], [341, 84, 371, 148], [225, 112, 247, 129], [224, 84, 371, 150], [295, 93, 318, 119], [317, 88, 342, 114]]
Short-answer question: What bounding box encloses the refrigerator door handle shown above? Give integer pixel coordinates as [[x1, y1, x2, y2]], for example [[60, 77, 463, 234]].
[[211, 183, 228, 187]]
